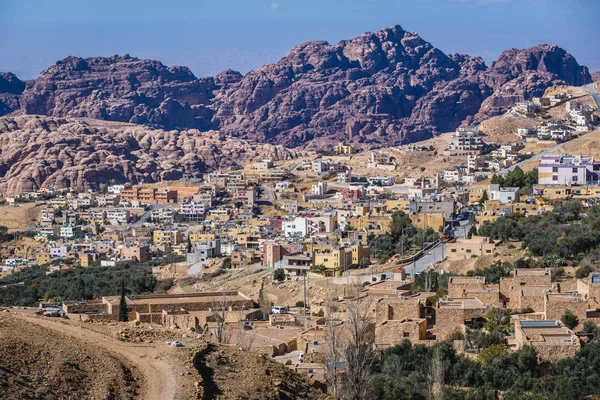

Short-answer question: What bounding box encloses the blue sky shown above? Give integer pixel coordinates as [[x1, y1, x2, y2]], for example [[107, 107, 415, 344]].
[[0, 0, 598, 80]]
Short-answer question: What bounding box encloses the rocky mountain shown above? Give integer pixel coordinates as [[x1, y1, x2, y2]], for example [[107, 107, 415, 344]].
[[0, 26, 591, 150], [0, 116, 302, 197]]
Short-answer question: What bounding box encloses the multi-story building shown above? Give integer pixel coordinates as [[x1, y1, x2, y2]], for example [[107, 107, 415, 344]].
[[153, 230, 183, 246], [121, 245, 151, 263], [311, 182, 328, 196], [106, 209, 131, 225], [538, 154, 600, 185], [488, 184, 520, 204], [446, 126, 484, 152], [150, 208, 176, 223]]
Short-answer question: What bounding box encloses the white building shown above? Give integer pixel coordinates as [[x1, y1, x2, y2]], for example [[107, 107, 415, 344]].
[[107, 185, 127, 194], [488, 184, 520, 204], [283, 217, 308, 237], [106, 209, 130, 225], [447, 126, 484, 151], [367, 176, 395, 186], [311, 181, 328, 196], [538, 154, 600, 186]]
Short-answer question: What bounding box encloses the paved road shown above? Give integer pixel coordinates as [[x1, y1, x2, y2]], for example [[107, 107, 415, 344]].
[[498, 141, 567, 176], [583, 83, 600, 109], [411, 223, 471, 275], [499, 85, 599, 176], [259, 185, 275, 202], [132, 204, 168, 227]]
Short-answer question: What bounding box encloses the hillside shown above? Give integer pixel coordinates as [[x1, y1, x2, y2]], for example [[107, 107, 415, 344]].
[[0, 312, 142, 400], [0, 115, 304, 197], [0, 24, 591, 150]]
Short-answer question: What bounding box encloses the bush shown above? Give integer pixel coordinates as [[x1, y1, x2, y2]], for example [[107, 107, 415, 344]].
[[295, 300, 305, 308], [312, 308, 324, 317], [575, 265, 593, 279], [273, 268, 286, 281], [479, 344, 506, 363], [561, 309, 579, 330]]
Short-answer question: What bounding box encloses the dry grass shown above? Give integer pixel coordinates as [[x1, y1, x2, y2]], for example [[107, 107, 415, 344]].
[[0, 203, 42, 228]]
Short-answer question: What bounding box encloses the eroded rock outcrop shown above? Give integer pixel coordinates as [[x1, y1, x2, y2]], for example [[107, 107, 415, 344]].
[[0, 116, 303, 197]]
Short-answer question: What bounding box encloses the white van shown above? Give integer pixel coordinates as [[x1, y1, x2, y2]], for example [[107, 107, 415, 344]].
[[271, 306, 286, 314]]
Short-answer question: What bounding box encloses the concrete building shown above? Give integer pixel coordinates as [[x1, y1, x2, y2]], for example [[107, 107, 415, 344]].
[[121, 245, 151, 263], [153, 230, 183, 246], [538, 154, 600, 186], [514, 320, 579, 361], [180, 202, 209, 221], [186, 240, 221, 265], [488, 184, 520, 204], [311, 181, 328, 196], [446, 236, 498, 260], [447, 126, 484, 152]]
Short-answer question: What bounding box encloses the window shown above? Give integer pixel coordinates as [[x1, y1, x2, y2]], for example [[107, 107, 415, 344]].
[[573, 176, 578, 182], [552, 167, 558, 172], [573, 167, 578, 173], [403, 332, 410, 338], [552, 176, 558, 181], [451, 249, 457, 253], [486, 250, 492, 254]]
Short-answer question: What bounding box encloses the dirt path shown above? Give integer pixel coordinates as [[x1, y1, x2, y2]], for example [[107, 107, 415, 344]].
[[11, 312, 181, 400]]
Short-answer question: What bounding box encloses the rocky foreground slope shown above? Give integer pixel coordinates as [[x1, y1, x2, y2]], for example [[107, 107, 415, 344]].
[[0, 116, 302, 196], [0, 25, 591, 150], [0, 312, 141, 400]]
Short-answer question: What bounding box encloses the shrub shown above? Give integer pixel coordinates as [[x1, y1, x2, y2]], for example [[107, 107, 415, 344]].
[[295, 300, 305, 308], [273, 268, 286, 281], [561, 309, 579, 330], [312, 308, 324, 317], [479, 344, 506, 363], [575, 265, 593, 279]]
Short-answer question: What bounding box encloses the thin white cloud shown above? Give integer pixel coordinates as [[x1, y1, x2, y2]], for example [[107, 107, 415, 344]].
[[270, 3, 281, 10]]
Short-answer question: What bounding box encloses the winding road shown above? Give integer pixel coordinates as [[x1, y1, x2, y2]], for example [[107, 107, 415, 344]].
[[11, 311, 182, 400]]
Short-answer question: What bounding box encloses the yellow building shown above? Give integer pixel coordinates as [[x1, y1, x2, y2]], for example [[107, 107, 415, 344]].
[[346, 215, 393, 234], [385, 199, 409, 212], [36, 252, 51, 265], [350, 244, 370, 265], [336, 142, 356, 155], [410, 213, 445, 231], [153, 230, 183, 246], [79, 253, 92, 267], [188, 232, 216, 244], [236, 233, 261, 249], [313, 248, 347, 276]]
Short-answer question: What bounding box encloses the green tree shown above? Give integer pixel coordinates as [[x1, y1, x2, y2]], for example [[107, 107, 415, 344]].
[[479, 344, 506, 363], [273, 268, 285, 281], [478, 190, 488, 207], [561, 309, 579, 330], [467, 225, 477, 239]]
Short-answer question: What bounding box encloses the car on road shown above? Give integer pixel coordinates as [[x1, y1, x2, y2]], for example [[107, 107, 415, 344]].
[[167, 341, 185, 347], [271, 306, 287, 314]]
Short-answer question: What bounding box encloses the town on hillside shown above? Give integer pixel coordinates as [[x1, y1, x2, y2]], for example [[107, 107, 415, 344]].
[[2, 86, 600, 398]]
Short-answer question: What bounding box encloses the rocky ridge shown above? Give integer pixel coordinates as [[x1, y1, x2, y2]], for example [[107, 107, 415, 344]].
[[0, 115, 302, 196], [0, 25, 591, 150]]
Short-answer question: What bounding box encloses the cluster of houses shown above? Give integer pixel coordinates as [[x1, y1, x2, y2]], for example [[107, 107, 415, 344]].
[[372, 269, 600, 361]]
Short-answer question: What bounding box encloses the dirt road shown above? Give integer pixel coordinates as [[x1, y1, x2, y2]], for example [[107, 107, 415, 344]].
[[11, 311, 181, 400]]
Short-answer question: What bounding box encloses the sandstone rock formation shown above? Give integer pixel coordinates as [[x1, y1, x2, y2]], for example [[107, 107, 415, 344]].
[[0, 116, 302, 197], [0, 25, 592, 151]]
